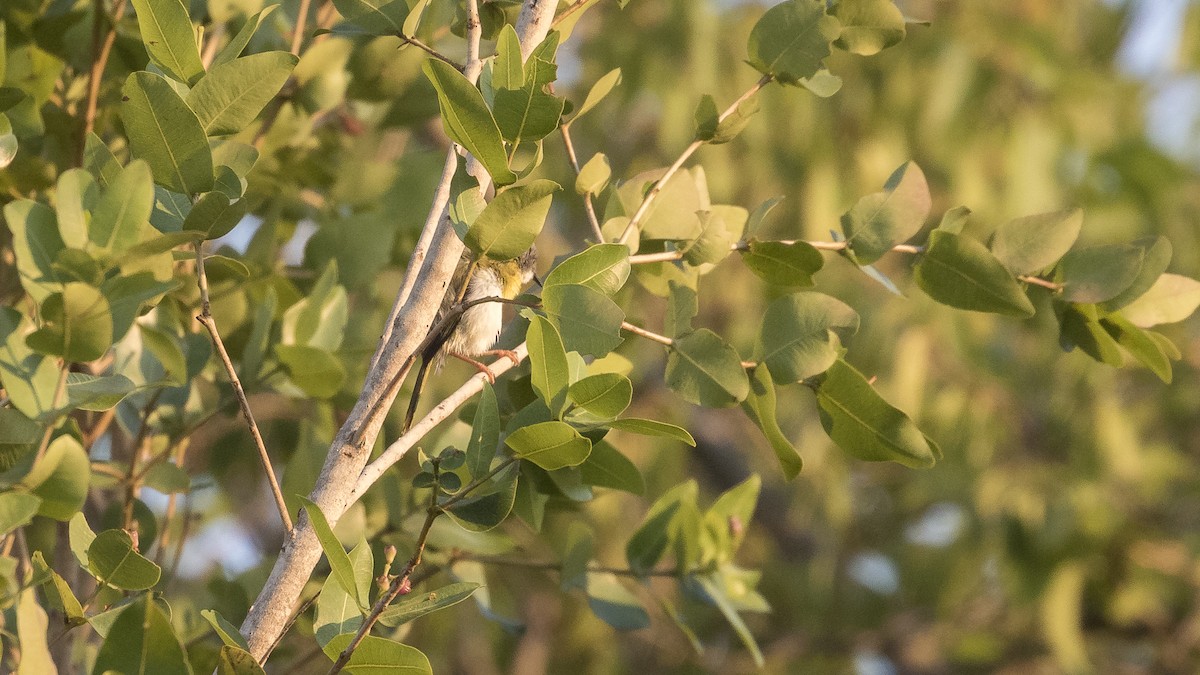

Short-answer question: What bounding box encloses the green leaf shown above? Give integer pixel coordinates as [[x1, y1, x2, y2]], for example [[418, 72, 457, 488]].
[[186, 51, 299, 135], [832, 0, 906, 55], [747, 0, 841, 84], [444, 462, 518, 531], [575, 153, 611, 195], [681, 210, 739, 266], [332, 0, 410, 33], [201, 608, 251, 650], [626, 481, 697, 574], [65, 373, 136, 411], [31, 551, 86, 625], [301, 497, 369, 610], [465, 180, 559, 260], [607, 418, 695, 446], [276, 345, 346, 398], [143, 461, 191, 494], [506, 421, 592, 470], [493, 25, 524, 90], [543, 243, 630, 295], [27, 283, 114, 362], [423, 59, 517, 186], [692, 574, 765, 667], [5, 199, 65, 302], [0, 113, 15, 169], [314, 538, 372, 646], [706, 475, 761, 562], [0, 309, 60, 420], [322, 634, 432, 674], [91, 160, 154, 252], [586, 573, 650, 630], [141, 324, 187, 385], [102, 272, 181, 341], [0, 408, 41, 445], [1059, 243, 1145, 304], [281, 262, 348, 351], [740, 240, 823, 287], [217, 645, 266, 675], [526, 314, 570, 417], [842, 161, 931, 264], [494, 84, 566, 144], [759, 292, 859, 383], [815, 359, 936, 468], [694, 94, 719, 141], [129, 0, 206, 85], [19, 434, 88, 520], [741, 366, 802, 479], [185, 191, 247, 240], [69, 512, 96, 568], [665, 329, 750, 407], [93, 594, 192, 675], [542, 283, 624, 356], [1100, 314, 1172, 383], [377, 582, 482, 627], [990, 208, 1083, 275], [1061, 307, 1126, 366], [465, 383, 500, 479], [16, 588, 56, 674], [54, 168, 98, 249], [150, 186, 193, 232], [121, 71, 214, 194], [83, 133, 122, 187], [578, 441, 643, 494], [0, 491, 41, 536], [914, 230, 1036, 317], [1118, 273, 1200, 327], [569, 373, 632, 419], [1104, 236, 1172, 310], [87, 528, 162, 589], [937, 205, 972, 234], [665, 281, 697, 338], [212, 5, 280, 67], [572, 68, 621, 121]]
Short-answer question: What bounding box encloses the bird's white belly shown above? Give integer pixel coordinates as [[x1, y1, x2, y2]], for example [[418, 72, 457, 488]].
[[443, 270, 503, 357]]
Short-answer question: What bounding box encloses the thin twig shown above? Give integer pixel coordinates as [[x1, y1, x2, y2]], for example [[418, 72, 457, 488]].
[[122, 391, 163, 532], [78, 0, 127, 166], [83, 407, 117, 452], [194, 243, 294, 535], [397, 33, 463, 70], [559, 122, 605, 242], [153, 439, 190, 568], [458, 553, 691, 578], [620, 321, 673, 347], [616, 75, 772, 245], [628, 239, 924, 265], [1020, 275, 1063, 291], [33, 365, 70, 466], [550, 0, 594, 28], [437, 456, 518, 510], [327, 483, 441, 675], [201, 23, 225, 68], [290, 0, 314, 55]]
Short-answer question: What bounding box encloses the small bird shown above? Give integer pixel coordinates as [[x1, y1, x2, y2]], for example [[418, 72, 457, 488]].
[[402, 247, 538, 431]]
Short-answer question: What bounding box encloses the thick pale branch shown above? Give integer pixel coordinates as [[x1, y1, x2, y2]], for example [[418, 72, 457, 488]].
[[238, 0, 559, 659]]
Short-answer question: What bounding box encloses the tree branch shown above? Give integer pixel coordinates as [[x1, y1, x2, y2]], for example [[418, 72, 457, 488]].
[[194, 243, 293, 535], [238, 0, 560, 659], [616, 75, 772, 245], [559, 121, 605, 242], [78, 0, 127, 166]]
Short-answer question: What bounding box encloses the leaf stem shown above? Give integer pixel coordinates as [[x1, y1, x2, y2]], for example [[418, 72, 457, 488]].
[[456, 553, 690, 578], [194, 243, 294, 535], [290, 0, 314, 55], [397, 33, 464, 70], [616, 75, 772, 246], [559, 121, 605, 242], [78, 0, 127, 167]]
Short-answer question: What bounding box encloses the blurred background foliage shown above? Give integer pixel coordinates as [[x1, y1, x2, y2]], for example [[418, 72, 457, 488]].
[[3, 0, 1200, 672]]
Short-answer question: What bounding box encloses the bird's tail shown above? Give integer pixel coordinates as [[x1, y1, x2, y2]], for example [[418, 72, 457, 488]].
[[402, 355, 433, 433]]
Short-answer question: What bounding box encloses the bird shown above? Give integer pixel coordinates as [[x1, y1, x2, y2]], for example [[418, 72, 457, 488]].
[[402, 246, 538, 432]]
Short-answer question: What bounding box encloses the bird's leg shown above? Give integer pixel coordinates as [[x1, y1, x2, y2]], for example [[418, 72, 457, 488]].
[[479, 349, 521, 366], [449, 352, 498, 384]]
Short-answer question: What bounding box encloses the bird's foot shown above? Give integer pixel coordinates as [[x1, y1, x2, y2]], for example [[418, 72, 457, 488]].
[[450, 353, 498, 384], [480, 349, 522, 366]]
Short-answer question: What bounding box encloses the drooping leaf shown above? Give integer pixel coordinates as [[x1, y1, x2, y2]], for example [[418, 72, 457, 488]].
[[815, 359, 936, 468], [31, 551, 86, 625], [665, 329, 750, 407], [1100, 314, 1173, 383], [741, 366, 802, 479], [92, 594, 192, 674], [201, 608, 251, 650], [740, 240, 823, 287], [19, 434, 88, 520], [759, 292, 859, 383], [16, 588, 56, 674], [90, 160, 154, 252], [217, 646, 266, 675], [626, 481, 697, 574], [185, 191, 247, 240], [578, 441, 644, 494], [526, 314, 570, 417], [0, 309, 60, 420], [314, 538, 372, 646], [87, 528, 162, 590], [1059, 243, 1145, 304], [842, 161, 931, 264], [332, 0, 411, 33], [465, 383, 500, 479], [444, 462, 518, 531], [128, 0, 206, 84], [1118, 273, 1200, 328], [65, 373, 136, 411], [423, 59, 516, 185], [914, 230, 1036, 317], [606, 418, 695, 446], [575, 153, 611, 195], [505, 421, 592, 470], [990, 208, 1083, 275], [301, 498, 369, 610], [321, 634, 432, 674], [0, 491, 41, 536], [212, 5, 280, 67], [832, 0, 906, 55], [572, 68, 621, 121], [377, 582, 482, 627], [692, 574, 765, 668], [121, 71, 214, 194], [587, 573, 650, 630], [665, 282, 698, 338], [5, 199, 65, 302], [1104, 236, 1172, 310], [186, 51, 299, 135], [747, 0, 841, 84], [464, 180, 559, 260]]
